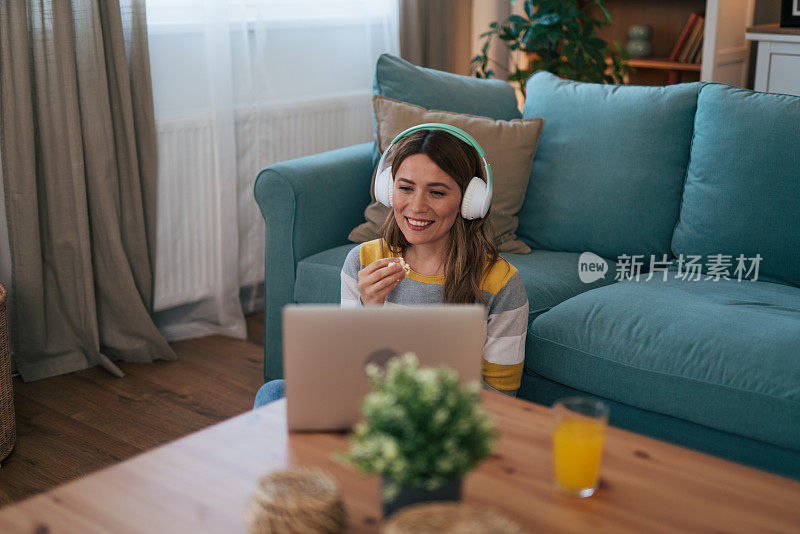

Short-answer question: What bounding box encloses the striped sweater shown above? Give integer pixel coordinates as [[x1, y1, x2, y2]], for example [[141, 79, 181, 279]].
[[340, 239, 528, 392]]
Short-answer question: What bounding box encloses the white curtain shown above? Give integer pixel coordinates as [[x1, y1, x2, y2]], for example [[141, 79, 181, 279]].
[[145, 0, 399, 341]]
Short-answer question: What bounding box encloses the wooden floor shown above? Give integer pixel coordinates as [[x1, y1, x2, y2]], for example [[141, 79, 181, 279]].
[[0, 313, 266, 507]]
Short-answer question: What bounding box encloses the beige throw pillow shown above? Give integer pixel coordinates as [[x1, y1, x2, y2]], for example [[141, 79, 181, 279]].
[[348, 95, 544, 253]]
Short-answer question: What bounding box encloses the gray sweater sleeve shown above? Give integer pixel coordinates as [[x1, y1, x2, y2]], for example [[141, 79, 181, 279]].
[[340, 244, 362, 307]]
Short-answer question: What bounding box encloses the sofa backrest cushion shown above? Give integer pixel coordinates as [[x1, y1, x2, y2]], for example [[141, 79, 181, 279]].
[[518, 71, 702, 260], [372, 54, 521, 120], [672, 84, 800, 287]]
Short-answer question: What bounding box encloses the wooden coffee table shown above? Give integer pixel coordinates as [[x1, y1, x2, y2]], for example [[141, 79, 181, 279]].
[[0, 392, 798, 533]]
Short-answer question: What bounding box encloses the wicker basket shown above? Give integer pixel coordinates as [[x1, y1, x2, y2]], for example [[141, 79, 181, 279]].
[[0, 283, 14, 463], [245, 467, 346, 534], [384, 503, 525, 534]]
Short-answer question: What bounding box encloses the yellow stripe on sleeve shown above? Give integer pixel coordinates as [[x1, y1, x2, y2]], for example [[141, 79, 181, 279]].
[[482, 359, 524, 391], [359, 238, 390, 266], [480, 258, 518, 296]]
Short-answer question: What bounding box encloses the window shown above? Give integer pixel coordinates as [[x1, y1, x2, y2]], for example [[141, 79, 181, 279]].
[[146, 0, 399, 116]]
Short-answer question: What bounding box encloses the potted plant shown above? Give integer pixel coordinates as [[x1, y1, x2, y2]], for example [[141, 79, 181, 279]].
[[471, 0, 629, 96], [338, 353, 497, 517]]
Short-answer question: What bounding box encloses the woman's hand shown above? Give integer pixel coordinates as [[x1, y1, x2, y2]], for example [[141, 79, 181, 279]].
[[358, 258, 405, 305]]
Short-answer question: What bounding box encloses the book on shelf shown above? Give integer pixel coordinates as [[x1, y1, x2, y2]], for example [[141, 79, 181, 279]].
[[669, 12, 702, 62], [679, 14, 705, 63], [690, 17, 705, 63], [690, 35, 704, 63]]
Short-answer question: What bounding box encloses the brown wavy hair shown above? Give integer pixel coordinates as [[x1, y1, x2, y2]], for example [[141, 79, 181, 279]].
[[380, 129, 500, 304]]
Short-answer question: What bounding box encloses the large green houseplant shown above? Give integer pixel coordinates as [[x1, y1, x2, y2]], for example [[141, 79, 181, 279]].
[[471, 0, 629, 95], [339, 354, 497, 516]]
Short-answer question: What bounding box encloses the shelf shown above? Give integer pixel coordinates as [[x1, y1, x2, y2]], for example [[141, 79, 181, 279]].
[[746, 23, 800, 37], [605, 55, 701, 85], [626, 58, 701, 71], [746, 23, 800, 45]]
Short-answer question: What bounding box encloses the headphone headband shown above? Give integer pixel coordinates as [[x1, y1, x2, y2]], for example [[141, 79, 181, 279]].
[[387, 123, 487, 158]]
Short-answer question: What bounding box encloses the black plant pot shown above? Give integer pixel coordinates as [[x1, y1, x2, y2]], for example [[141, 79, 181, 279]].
[[382, 477, 462, 517]]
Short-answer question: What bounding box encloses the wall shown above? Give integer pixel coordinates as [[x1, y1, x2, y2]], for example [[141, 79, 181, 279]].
[[470, 0, 513, 79]]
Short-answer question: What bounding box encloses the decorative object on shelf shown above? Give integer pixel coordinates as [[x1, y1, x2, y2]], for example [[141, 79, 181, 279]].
[[245, 467, 346, 534], [625, 24, 654, 58], [0, 283, 14, 466], [338, 353, 497, 517], [384, 502, 525, 534], [471, 0, 630, 96], [781, 0, 800, 27]]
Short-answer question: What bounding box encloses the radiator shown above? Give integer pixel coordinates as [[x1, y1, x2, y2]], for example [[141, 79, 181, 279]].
[[153, 93, 373, 312]]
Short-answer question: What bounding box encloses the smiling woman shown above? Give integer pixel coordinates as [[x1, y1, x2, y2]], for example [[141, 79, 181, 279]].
[[340, 127, 530, 395], [254, 125, 530, 406]]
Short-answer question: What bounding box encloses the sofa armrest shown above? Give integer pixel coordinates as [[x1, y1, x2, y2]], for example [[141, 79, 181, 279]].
[[253, 141, 376, 380]]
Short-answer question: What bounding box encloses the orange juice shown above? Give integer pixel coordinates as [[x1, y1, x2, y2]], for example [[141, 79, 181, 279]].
[[552, 418, 606, 494]]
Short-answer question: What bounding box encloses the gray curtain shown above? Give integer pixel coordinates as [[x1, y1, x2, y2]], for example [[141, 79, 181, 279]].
[[0, 0, 175, 381], [400, 0, 473, 75]]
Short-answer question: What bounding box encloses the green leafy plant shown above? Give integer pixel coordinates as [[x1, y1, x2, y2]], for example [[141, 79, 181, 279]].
[[338, 353, 497, 500], [471, 0, 629, 96]]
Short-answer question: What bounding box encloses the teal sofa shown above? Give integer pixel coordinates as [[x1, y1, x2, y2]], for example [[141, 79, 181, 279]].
[[254, 54, 800, 479]]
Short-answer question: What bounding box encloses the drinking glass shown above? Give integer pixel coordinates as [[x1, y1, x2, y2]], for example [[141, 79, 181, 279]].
[[552, 397, 609, 497]]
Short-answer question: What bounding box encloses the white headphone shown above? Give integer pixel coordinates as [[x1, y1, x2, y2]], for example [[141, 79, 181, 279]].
[[373, 123, 493, 220]]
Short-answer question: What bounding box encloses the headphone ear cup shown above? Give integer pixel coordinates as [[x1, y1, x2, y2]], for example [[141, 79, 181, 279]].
[[374, 166, 394, 207], [461, 176, 488, 220]]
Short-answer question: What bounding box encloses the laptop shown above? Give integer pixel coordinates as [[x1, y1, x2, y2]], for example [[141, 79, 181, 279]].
[[282, 304, 486, 432]]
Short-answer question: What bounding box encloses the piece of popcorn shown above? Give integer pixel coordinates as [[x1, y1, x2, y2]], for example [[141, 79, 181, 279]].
[[398, 257, 411, 274]]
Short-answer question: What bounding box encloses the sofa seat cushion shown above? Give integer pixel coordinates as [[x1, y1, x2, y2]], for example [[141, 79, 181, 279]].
[[501, 251, 617, 326], [529, 276, 800, 450], [519, 72, 702, 259], [672, 83, 800, 287], [296, 246, 619, 327], [294, 244, 357, 304]]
